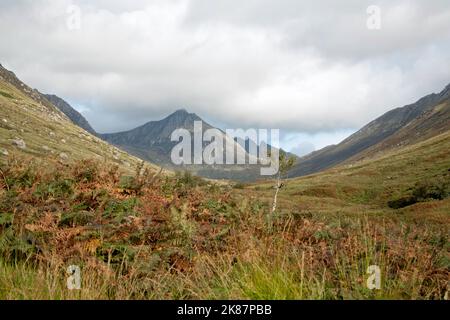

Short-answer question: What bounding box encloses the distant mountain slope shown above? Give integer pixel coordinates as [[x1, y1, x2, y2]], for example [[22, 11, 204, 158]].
[[101, 109, 265, 180], [44, 94, 97, 135], [100, 110, 212, 164], [102, 109, 214, 164], [0, 64, 153, 172], [290, 83, 450, 177]]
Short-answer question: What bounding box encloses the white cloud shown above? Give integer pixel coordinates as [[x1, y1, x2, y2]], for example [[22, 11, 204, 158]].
[[0, 0, 449, 150]]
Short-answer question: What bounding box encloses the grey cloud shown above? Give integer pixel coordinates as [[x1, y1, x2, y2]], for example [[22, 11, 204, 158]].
[[0, 0, 449, 139]]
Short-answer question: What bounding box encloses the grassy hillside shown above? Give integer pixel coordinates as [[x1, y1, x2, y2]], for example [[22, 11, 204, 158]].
[[0, 129, 448, 299], [290, 84, 450, 178], [252, 130, 450, 212], [0, 76, 158, 174]]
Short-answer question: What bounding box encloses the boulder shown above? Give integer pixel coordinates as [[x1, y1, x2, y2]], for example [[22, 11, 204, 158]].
[[11, 138, 26, 149], [59, 152, 69, 160]]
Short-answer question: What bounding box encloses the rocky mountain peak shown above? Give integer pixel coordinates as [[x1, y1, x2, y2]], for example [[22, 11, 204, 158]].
[[439, 83, 450, 100]]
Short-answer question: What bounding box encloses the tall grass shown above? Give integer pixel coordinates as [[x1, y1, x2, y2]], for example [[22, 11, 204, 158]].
[[0, 155, 448, 300]]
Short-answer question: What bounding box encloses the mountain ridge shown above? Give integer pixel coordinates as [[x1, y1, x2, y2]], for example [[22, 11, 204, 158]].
[[290, 82, 450, 177], [44, 94, 97, 136]]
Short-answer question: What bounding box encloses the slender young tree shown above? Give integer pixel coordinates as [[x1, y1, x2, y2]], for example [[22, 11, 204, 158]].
[[268, 150, 296, 231]]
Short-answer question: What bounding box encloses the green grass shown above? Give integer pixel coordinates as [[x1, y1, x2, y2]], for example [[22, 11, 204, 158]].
[[0, 91, 14, 99]]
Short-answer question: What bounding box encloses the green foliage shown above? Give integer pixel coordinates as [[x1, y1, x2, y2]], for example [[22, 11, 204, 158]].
[[161, 171, 206, 196], [175, 171, 205, 188], [278, 150, 296, 177], [97, 243, 137, 265], [233, 183, 246, 189], [34, 179, 74, 200], [3, 167, 37, 189], [119, 175, 136, 190], [388, 177, 450, 209], [118, 161, 161, 195], [59, 211, 95, 227], [0, 212, 14, 228], [0, 91, 14, 99], [72, 159, 99, 183], [231, 261, 305, 299], [0, 227, 35, 260], [412, 178, 450, 201], [169, 204, 196, 246], [103, 198, 139, 222]]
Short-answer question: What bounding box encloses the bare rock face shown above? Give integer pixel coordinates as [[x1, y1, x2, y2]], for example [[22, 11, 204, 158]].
[[11, 138, 26, 149]]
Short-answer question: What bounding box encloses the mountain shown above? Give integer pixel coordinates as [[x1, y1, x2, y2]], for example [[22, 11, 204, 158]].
[[44, 94, 97, 135], [290, 83, 450, 177], [102, 109, 211, 164], [101, 109, 271, 180], [0, 64, 151, 172]]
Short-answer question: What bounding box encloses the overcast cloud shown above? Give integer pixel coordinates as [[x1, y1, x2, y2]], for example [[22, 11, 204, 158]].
[[1, 0, 449, 154]]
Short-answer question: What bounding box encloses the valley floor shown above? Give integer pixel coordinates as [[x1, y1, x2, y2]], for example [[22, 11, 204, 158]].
[[0, 131, 449, 300]]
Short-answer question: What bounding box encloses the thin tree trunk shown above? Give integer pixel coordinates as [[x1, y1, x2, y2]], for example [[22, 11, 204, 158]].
[[268, 175, 281, 233], [271, 172, 282, 214], [272, 181, 281, 214]]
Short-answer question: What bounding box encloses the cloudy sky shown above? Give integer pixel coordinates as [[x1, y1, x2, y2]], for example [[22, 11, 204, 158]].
[[1, 0, 449, 155]]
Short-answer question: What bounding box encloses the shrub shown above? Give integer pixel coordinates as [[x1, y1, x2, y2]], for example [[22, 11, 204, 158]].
[[178, 171, 205, 187], [103, 198, 140, 222], [412, 178, 449, 201], [96, 243, 137, 265], [388, 177, 450, 209], [71, 159, 100, 183], [119, 175, 137, 191], [233, 183, 246, 189], [34, 179, 74, 200], [59, 211, 95, 227], [118, 162, 162, 195]]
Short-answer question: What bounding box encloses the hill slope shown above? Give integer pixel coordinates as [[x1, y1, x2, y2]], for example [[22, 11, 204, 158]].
[[44, 94, 97, 136], [290, 83, 450, 177], [261, 130, 450, 211], [0, 64, 154, 172]]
